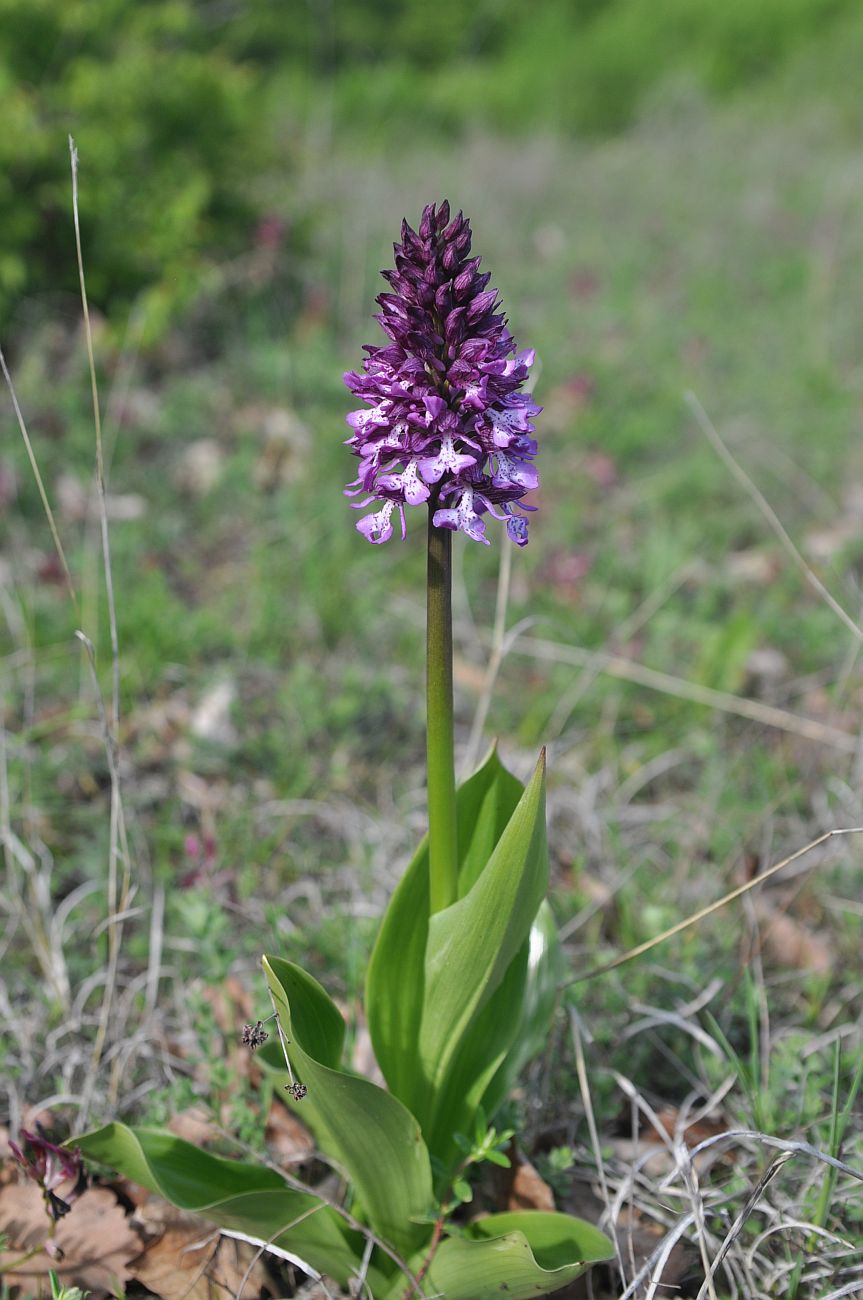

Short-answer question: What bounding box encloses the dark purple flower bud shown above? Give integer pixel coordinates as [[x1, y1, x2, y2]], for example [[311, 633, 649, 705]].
[[344, 201, 541, 545]]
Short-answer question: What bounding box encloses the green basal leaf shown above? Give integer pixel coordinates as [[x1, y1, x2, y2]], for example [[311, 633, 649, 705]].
[[455, 744, 524, 896], [366, 747, 556, 1175], [75, 1122, 386, 1291], [388, 1210, 614, 1300], [421, 936, 528, 1167], [418, 752, 548, 1159], [481, 897, 564, 1119], [364, 830, 430, 1109], [365, 747, 532, 1147], [272, 957, 346, 1069], [263, 955, 434, 1261]]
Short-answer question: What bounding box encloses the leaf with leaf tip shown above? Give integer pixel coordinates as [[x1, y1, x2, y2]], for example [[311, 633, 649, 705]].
[[75, 1123, 382, 1291], [388, 1210, 614, 1300], [481, 898, 563, 1119], [365, 746, 529, 1139], [418, 753, 549, 1157], [263, 955, 434, 1261]]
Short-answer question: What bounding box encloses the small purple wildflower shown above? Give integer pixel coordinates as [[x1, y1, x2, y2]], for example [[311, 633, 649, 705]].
[[345, 201, 540, 547], [10, 1128, 86, 1221]]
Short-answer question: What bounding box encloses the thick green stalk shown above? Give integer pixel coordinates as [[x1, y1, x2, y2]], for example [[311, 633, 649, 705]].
[[426, 509, 458, 913]]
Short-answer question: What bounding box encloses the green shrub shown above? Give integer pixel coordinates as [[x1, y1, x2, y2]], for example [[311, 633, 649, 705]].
[[0, 0, 272, 338], [3, 0, 860, 342]]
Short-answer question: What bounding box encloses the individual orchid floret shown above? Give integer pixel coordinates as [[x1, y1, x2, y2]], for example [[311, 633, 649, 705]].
[[10, 1128, 86, 1222], [344, 201, 540, 546]]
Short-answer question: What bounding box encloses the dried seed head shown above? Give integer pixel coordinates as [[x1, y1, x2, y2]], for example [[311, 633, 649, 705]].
[[241, 1020, 269, 1050], [285, 1081, 308, 1101]]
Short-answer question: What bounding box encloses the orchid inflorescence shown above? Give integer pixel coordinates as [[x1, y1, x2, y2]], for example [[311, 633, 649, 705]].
[[345, 200, 540, 547]]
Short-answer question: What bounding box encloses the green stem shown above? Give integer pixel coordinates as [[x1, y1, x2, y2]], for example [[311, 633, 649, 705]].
[[426, 508, 458, 913]]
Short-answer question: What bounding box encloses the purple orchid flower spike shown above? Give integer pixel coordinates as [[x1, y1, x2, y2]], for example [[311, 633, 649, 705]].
[[345, 201, 541, 545], [10, 1127, 86, 1221]]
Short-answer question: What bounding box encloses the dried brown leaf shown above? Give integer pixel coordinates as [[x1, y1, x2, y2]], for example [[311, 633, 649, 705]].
[[754, 896, 834, 974], [131, 1224, 270, 1300], [265, 1098, 314, 1166], [169, 1105, 224, 1148], [0, 1183, 143, 1291], [507, 1155, 555, 1213]]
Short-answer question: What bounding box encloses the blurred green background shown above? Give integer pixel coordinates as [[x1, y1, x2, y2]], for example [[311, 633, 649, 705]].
[[2, 0, 863, 1136], [3, 0, 863, 334]]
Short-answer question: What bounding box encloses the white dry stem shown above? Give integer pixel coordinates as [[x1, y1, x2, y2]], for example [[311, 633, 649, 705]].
[[221, 1224, 324, 1297], [351, 1234, 377, 1300], [613, 1071, 718, 1299], [686, 1130, 863, 1185], [569, 1007, 628, 1287], [79, 300, 146, 699], [694, 1151, 796, 1300], [615, 1211, 699, 1300]]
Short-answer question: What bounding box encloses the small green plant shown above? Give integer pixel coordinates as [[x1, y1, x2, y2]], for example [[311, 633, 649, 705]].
[[48, 1268, 89, 1300], [75, 203, 613, 1295], [537, 1146, 577, 1199]]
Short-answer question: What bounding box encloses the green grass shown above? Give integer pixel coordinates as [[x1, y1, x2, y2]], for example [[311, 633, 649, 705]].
[[2, 39, 863, 1298]]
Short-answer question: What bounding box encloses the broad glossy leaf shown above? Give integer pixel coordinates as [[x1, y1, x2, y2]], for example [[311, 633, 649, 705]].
[[387, 1210, 614, 1300], [422, 937, 528, 1164], [76, 1122, 385, 1290], [365, 746, 523, 1122], [455, 744, 524, 896], [364, 832, 430, 1108], [263, 955, 434, 1260], [274, 957, 345, 1069], [481, 898, 563, 1119], [418, 753, 548, 1152]]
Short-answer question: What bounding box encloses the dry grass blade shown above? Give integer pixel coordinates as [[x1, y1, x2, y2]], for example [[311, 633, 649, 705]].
[[0, 345, 79, 615], [569, 1007, 627, 1287], [511, 634, 858, 753], [612, 1073, 717, 1298], [70, 135, 120, 731], [217, 1227, 322, 1291], [693, 1151, 795, 1300], [685, 389, 863, 646], [820, 1276, 863, 1300], [68, 139, 136, 1126], [566, 826, 863, 985], [686, 1130, 863, 1185], [615, 1212, 698, 1300]]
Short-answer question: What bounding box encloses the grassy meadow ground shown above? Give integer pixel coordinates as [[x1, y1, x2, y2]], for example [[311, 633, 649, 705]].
[[3, 53, 863, 1299]]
